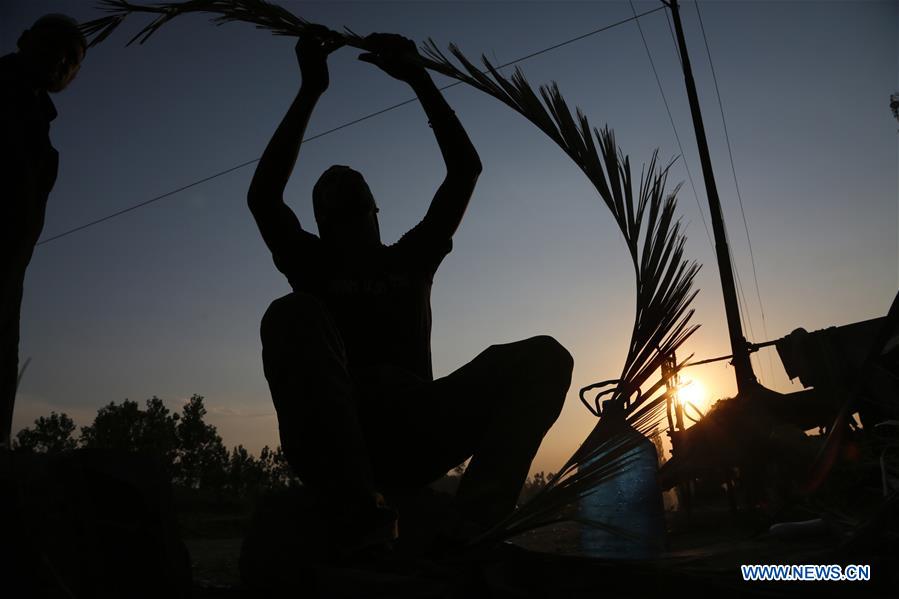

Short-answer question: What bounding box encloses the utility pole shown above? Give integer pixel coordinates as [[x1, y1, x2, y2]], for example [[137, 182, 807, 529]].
[[665, 0, 757, 394]]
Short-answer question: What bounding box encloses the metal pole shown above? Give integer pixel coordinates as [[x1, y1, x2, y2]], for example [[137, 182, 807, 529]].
[[666, 0, 756, 393]]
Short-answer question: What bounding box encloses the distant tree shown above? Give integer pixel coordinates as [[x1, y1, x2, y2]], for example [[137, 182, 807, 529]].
[[519, 471, 555, 504], [175, 394, 227, 490], [17, 396, 299, 497], [258, 445, 299, 489], [227, 444, 299, 497], [142, 396, 181, 462], [80, 399, 143, 451], [80, 397, 180, 474], [14, 412, 77, 453], [228, 444, 263, 497]]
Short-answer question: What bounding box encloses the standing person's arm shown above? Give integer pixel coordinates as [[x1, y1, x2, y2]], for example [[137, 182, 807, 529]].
[[360, 34, 482, 242], [248, 32, 343, 264]]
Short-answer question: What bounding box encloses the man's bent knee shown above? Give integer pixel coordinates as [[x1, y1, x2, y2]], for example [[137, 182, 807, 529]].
[[260, 292, 348, 387], [260, 292, 339, 349], [521, 335, 573, 426], [525, 335, 574, 381]]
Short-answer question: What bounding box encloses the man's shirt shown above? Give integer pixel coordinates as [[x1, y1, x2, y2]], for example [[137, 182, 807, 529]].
[[270, 219, 451, 383]]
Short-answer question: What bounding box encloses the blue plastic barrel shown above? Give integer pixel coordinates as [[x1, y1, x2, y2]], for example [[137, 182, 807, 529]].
[[578, 421, 666, 559]]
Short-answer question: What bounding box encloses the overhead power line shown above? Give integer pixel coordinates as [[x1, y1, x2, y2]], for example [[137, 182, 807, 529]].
[[37, 5, 667, 247]]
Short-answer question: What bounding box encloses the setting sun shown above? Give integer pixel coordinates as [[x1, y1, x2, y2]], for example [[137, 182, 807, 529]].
[[677, 378, 707, 415]]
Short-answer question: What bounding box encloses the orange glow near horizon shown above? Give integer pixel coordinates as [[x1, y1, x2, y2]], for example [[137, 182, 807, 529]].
[[677, 377, 708, 418]]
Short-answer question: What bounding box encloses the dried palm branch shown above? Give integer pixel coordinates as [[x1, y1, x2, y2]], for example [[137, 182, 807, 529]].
[[79, 0, 701, 546], [81, 0, 350, 48]]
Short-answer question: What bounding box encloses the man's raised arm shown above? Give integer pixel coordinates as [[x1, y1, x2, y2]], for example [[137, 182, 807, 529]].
[[360, 34, 482, 241], [248, 32, 343, 256]]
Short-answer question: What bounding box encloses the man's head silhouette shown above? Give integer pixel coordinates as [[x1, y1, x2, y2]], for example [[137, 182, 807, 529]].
[[17, 14, 86, 93], [313, 165, 381, 249]]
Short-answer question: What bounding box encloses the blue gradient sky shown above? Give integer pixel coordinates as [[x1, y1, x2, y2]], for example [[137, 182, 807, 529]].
[[3, 1, 896, 474]]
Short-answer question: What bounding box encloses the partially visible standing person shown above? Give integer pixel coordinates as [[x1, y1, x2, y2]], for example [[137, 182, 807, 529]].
[[0, 15, 86, 448]]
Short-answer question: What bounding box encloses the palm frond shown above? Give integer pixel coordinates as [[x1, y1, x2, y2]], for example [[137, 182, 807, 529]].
[[80, 0, 317, 47]]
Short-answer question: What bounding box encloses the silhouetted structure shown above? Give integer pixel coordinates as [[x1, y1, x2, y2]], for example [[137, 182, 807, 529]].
[[248, 33, 572, 553], [657, 0, 899, 520], [1, 15, 86, 448]]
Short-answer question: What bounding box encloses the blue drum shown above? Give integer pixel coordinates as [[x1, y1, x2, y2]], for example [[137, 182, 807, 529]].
[[578, 420, 666, 559]]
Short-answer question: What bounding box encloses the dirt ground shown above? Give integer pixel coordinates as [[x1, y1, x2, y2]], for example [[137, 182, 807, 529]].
[[185, 516, 587, 592]]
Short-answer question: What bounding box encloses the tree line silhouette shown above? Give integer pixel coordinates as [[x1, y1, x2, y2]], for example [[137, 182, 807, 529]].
[[13, 395, 297, 498]]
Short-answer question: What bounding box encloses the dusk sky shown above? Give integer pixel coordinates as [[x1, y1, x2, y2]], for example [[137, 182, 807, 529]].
[[3, 1, 896, 475]]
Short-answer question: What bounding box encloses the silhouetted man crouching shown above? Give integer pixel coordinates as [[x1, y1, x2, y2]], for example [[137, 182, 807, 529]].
[[248, 32, 573, 552]]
